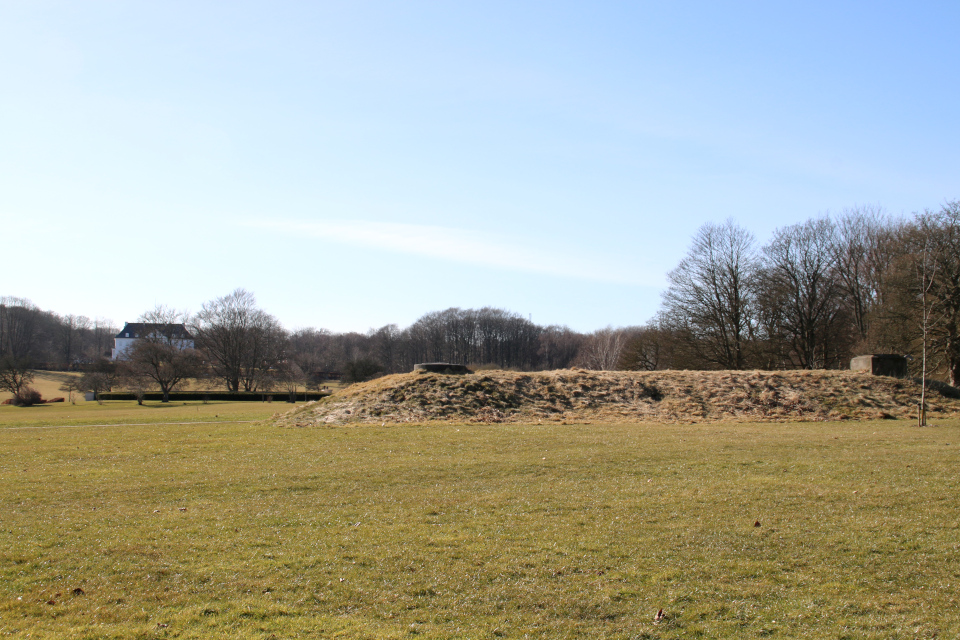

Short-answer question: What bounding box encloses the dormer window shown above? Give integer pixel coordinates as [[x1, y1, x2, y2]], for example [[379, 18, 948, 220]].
[[124, 333, 129, 337]]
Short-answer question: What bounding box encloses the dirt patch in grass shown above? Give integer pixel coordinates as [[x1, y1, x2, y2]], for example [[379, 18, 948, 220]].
[[274, 369, 960, 427]]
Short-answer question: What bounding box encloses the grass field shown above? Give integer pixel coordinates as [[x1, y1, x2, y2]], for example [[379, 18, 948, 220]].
[[2, 413, 959, 638], [0, 399, 295, 430], [0, 371, 346, 407]]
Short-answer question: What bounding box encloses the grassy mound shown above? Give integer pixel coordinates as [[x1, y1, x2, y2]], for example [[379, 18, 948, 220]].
[[274, 369, 960, 426]]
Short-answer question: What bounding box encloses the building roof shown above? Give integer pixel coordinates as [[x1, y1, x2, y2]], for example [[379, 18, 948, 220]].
[[116, 322, 194, 340]]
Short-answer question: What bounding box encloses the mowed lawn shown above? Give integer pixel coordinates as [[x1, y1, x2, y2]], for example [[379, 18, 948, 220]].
[[1, 415, 959, 639], [0, 399, 292, 430]]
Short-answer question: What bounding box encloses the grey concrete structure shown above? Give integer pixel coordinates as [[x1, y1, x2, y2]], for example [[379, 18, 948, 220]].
[[850, 354, 908, 377], [414, 363, 472, 374]]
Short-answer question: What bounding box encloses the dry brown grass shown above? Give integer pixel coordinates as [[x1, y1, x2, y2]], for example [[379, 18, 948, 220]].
[[274, 369, 960, 427]]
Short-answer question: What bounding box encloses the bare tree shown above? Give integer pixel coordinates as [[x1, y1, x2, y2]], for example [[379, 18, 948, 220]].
[[618, 317, 679, 371], [240, 320, 286, 392], [575, 327, 632, 370], [833, 206, 905, 350], [402, 307, 543, 370], [0, 301, 116, 367], [912, 203, 960, 387], [759, 217, 848, 369], [368, 324, 402, 373], [123, 365, 153, 406], [538, 325, 586, 370], [192, 289, 285, 392], [57, 314, 91, 369], [342, 358, 383, 383], [79, 371, 114, 404], [288, 327, 338, 385], [0, 356, 34, 398], [661, 219, 758, 369], [275, 361, 306, 402], [915, 236, 939, 426], [0, 297, 40, 361], [87, 317, 119, 360], [119, 306, 201, 402], [58, 377, 83, 404]]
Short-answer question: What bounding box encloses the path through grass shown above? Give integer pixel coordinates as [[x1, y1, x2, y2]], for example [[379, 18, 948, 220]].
[[2, 418, 959, 638]]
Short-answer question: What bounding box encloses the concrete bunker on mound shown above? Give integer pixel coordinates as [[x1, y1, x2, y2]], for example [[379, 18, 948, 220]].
[[850, 354, 908, 377], [413, 362, 472, 374]]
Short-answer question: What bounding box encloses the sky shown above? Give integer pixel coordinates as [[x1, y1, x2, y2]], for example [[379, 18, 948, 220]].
[[2, 1, 959, 334]]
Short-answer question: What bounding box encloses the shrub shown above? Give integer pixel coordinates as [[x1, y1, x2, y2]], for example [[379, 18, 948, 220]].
[[12, 387, 44, 407]]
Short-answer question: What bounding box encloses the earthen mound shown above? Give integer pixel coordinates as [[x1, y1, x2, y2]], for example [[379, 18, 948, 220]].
[[273, 369, 960, 426]]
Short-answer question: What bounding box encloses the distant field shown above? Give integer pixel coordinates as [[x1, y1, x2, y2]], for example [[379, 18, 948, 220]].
[[2, 416, 959, 638], [1, 370, 344, 411], [0, 370, 84, 404]]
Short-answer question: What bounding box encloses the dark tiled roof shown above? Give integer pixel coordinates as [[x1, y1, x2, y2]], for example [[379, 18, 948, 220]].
[[116, 322, 194, 340]]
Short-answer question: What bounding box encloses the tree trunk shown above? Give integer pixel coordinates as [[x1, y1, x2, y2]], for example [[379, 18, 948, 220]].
[[949, 341, 960, 388]]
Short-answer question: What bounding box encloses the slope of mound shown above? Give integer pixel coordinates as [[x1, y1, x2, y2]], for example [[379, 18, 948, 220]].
[[274, 369, 960, 426]]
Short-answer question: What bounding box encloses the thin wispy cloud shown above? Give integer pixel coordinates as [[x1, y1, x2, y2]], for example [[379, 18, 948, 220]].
[[244, 218, 646, 285]]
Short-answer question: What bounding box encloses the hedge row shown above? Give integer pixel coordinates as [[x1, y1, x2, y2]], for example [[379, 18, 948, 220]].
[[96, 391, 331, 402]]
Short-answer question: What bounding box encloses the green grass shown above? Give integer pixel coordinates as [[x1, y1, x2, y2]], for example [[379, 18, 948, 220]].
[[2, 417, 959, 638], [0, 400, 293, 429]]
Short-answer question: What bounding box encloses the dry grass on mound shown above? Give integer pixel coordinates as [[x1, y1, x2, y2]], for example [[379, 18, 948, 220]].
[[274, 369, 960, 427]]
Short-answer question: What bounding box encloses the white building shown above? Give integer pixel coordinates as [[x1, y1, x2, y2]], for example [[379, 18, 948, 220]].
[[112, 322, 195, 360]]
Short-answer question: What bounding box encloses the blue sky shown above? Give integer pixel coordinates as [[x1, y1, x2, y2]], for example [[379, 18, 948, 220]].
[[2, 1, 958, 333]]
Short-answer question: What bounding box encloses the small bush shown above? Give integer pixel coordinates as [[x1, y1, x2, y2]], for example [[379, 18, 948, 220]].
[[12, 387, 44, 407]]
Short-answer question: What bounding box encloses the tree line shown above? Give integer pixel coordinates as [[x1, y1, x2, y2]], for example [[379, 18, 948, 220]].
[[0, 297, 118, 368], [190, 294, 588, 391], [0, 290, 591, 400], [619, 201, 960, 387], [3, 199, 959, 401]]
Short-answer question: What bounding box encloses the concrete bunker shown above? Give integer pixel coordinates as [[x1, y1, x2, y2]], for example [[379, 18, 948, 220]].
[[414, 363, 472, 375], [850, 354, 908, 378]]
